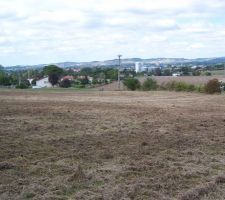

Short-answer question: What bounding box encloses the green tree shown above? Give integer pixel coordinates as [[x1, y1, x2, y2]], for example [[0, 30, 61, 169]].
[[123, 78, 140, 91], [181, 67, 190, 76], [43, 65, 63, 86], [105, 69, 118, 80], [205, 71, 212, 76], [163, 69, 172, 76], [49, 73, 60, 86], [0, 72, 11, 86], [43, 65, 64, 76]]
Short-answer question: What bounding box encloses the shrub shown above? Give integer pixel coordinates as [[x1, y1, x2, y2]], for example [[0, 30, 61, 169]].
[[196, 85, 205, 93], [160, 81, 197, 92], [60, 79, 71, 88], [142, 78, 158, 91], [165, 81, 177, 91], [205, 71, 212, 76], [175, 82, 188, 91], [16, 82, 29, 89], [123, 78, 140, 91], [187, 84, 196, 92], [204, 79, 221, 94]]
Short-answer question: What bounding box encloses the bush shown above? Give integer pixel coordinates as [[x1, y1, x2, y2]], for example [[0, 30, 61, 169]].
[[205, 71, 212, 76], [204, 79, 221, 94], [164, 81, 177, 91], [160, 81, 197, 92], [60, 79, 71, 88], [187, 84, 196, 92], [142, 78, 158, 91], [123, 78, 140, 91], [16, 83, 29, 89], [175, 82, 188, 91], [196, 85, 205, 93], [72, 84, 85, 89]]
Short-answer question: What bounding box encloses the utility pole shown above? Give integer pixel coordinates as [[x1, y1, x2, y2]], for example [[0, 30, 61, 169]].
[[18, 72, 21, 85], [118, 55, 122, 90]]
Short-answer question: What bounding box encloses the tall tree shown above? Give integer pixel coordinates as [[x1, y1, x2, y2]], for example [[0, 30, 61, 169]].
[[49, 73, 60, 86], [43, 65, 64, 76], [43, 65, 63, 86]]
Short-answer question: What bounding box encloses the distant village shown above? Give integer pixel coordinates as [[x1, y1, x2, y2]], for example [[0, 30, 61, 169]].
[[0, 60, 225, 89]]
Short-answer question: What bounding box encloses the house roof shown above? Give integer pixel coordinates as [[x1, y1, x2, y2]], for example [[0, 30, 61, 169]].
[[36, 76, 48, 82], [62, 76, 74, 80]]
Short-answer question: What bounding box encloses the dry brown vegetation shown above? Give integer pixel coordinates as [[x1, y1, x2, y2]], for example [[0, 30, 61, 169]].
[[0, 89, 225, 200]]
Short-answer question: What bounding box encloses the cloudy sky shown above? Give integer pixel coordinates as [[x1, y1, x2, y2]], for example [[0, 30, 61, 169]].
[[1, 0, 225, 66]]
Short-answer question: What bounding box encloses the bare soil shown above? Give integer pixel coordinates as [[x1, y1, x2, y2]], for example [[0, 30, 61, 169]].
[[0, 90, 225, 200]]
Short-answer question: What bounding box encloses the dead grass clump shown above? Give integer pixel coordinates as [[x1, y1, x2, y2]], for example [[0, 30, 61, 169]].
[[100, 152, 114, 159], [178, 182, 216, 200], [215, 175, 225, 184], [178, 175, 225, 200], [68, 165, 86, 183], [0, 162, 15, 170], [141, 141, 148, 146]]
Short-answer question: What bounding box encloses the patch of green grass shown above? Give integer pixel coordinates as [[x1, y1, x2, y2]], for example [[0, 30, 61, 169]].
[[56, 183, 87, 197], [92, 180, 104, 187], [204, 145, 224, 156], [23, 192, 35, 199]]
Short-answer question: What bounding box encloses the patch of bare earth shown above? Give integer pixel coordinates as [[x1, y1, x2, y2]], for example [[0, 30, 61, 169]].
[[0, 90, 225, 200]]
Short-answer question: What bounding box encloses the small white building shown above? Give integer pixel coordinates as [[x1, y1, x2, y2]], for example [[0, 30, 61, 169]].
[[35, 77, 52, 88], [172, 73, 181, 77]]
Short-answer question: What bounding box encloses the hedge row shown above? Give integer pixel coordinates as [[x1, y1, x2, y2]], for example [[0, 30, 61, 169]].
[[123, 78, 223, 94]]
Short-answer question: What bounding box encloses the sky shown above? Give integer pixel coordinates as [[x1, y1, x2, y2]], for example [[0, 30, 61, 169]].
[[0, 0, 225, 66]]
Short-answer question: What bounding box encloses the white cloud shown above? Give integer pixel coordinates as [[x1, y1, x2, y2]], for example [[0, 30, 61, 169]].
[[189, 43, 205, 49], [0, 0, 225, 65]]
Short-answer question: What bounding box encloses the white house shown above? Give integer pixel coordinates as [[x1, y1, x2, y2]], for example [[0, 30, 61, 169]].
[[172, 73, 181, 77], [34, 77, 52, 88]]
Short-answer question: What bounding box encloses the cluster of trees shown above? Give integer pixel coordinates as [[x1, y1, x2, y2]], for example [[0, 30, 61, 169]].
[[39, 66, 120, 88], [0, 65, 121, 89], [205, 64, 225, 71], [123, 77, 223, 94], [0, 66, 18, 86]]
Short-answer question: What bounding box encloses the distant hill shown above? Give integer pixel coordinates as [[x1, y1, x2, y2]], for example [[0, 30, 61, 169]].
[[4, 57, 225, 71]]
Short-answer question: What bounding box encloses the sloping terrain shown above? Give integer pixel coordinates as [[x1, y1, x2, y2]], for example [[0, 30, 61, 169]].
[[0, 90, 225, 200]]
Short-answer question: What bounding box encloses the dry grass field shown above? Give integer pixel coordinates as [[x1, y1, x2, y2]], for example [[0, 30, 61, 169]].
[[152, 76, 225, 85], [0, 89, 225, 200]]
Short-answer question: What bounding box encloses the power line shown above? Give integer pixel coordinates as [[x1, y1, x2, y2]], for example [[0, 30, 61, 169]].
[[118, 55, 122, 90]]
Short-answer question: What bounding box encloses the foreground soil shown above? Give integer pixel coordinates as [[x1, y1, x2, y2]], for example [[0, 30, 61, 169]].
[[0, 90, 225, 200]]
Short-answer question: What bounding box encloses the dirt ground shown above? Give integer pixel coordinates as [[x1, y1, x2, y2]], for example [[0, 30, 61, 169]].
[[0, 90, 225, 200]]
